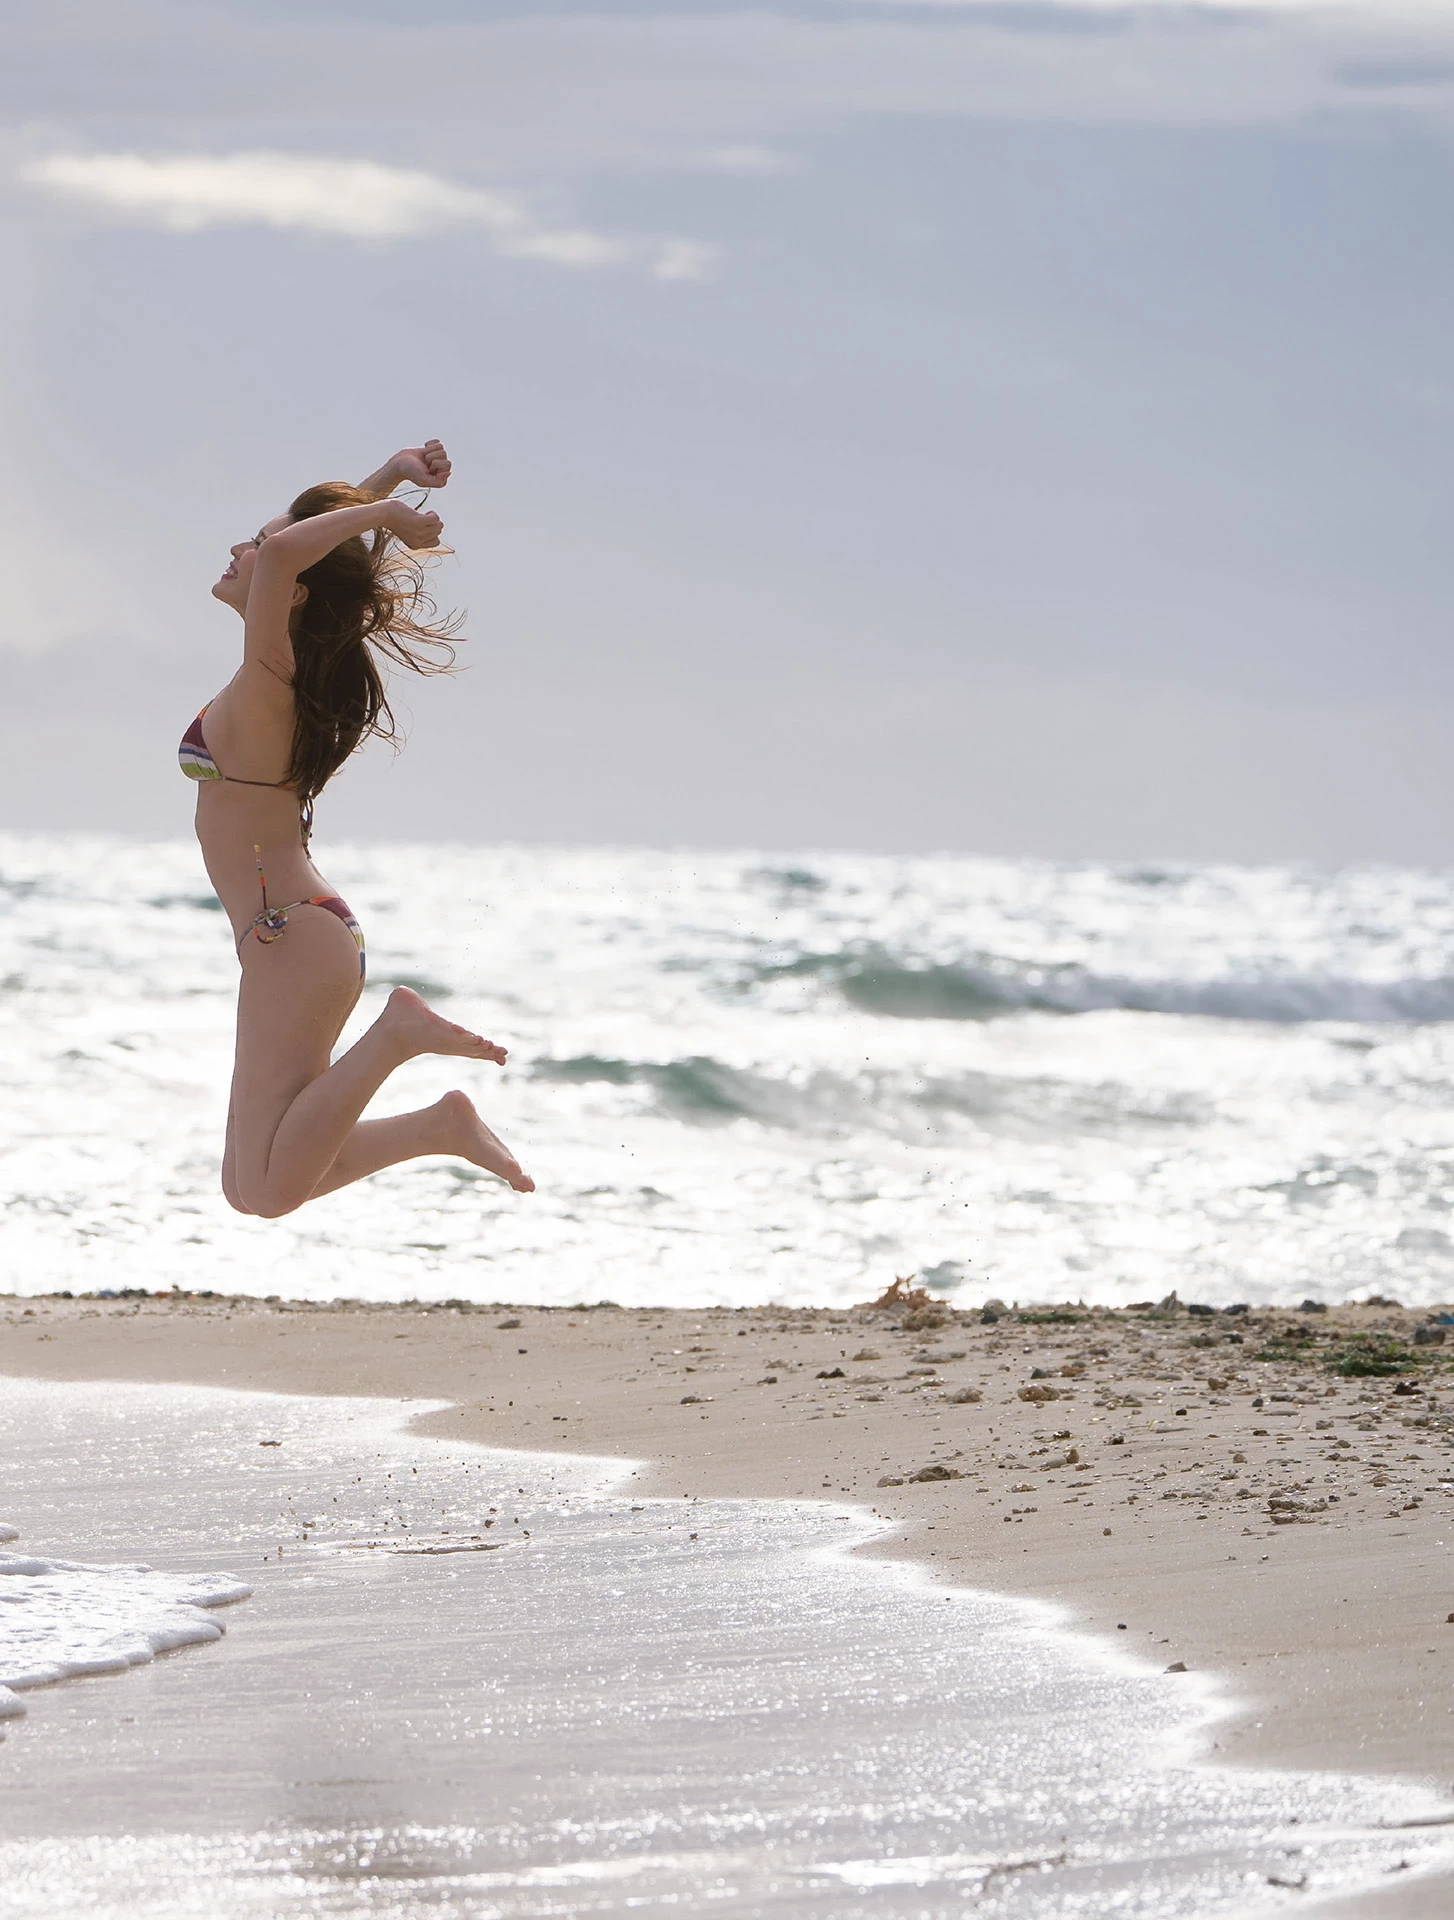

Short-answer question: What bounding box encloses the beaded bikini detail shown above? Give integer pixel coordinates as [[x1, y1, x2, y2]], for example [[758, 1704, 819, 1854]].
[[181, 704, 364, 980]]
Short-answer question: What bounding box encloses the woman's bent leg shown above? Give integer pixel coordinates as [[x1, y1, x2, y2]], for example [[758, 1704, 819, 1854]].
[[305, 1091, 533, 1200], [228, 916, 518, 1217]]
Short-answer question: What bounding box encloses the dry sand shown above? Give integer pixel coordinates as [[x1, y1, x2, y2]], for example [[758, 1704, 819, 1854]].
[[4, 1287, 1453, 1913]]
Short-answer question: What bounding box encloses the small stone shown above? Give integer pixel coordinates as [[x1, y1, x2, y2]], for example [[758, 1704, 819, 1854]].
[[852, 1348, 881, 1362], [680, 1394, 703, 1404], [909, 1464, 964, 1482], [947, 1387, 983, 1404], [1038, 1449, 1080, 1471], [1019, 1385, 1067, 1403], [497, 1317, 521, 1329], [1108, 1433, 1125, 1446], [258, 1439, 282, 1448], [1103, 1528, 1112, 1536], [877, 1475, 904, 1488], [1207, 1378, 1230, 1392], [816, 1367, 846, 1379], [1030, 1367, 1049, 1380], [1165, 1661, 1188, 1673]]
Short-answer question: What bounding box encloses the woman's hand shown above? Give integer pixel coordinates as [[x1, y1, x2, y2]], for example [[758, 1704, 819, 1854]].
[[386, 501, 446, 550], [391, 440, 452, 490], [357, 440, 452, 501]]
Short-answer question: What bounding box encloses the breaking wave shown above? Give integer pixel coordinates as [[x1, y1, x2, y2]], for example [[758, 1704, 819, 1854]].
[[743, 950, 1454, 1024], [532, 1054, 1205, 1138]]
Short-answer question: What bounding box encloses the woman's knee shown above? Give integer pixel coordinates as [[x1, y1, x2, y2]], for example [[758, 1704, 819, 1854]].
[[221, 1169, 254, 1215], [237, 1186, 302, 1220], [225, 1169, 303, 1219]]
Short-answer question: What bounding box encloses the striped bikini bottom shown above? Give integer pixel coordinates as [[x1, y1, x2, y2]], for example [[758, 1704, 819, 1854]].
[[237, 893, 366, 982]]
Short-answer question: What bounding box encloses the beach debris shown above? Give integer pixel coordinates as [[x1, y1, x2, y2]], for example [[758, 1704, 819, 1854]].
[[1108, 1433, 1125, 1445], [859, 1275, 933, 1312], [1010, 1482, 1035, 1492], [853, 1274, 953, 1329], [947, 1387, 983, 1404], [1019, 1385, 1068, 1403], [877, 1475, 904, 1487], [909, 1464, 964, 1482], [258, 1439, 282, 1448], [1414, 1325, 1446, 1346], [757, 1375, 779, 1384], [1039, 1450, 1080, 1471], [816, 1367, 845, 1379], [497, 1317, 521, 1329], [680, 1394, 710, 1404], [1268, 1494, 1326, 1523], [851, 1348, 881, 1362], [903, 1305, 951, 1331]]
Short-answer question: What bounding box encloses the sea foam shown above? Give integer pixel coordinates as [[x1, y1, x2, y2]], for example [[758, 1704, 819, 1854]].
[[0, 1526, 250, 1725]]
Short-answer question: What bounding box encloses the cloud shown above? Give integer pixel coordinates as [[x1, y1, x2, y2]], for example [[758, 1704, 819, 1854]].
[[19, 150, 647, 269], [652, 238, 720, 282]]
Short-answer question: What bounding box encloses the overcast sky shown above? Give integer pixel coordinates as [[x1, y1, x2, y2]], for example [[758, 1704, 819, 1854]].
[[5, 0, 1454, 861]]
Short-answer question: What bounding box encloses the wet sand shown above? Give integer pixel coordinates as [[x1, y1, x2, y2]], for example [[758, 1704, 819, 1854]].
[[3, 1288, 1452, 1912]]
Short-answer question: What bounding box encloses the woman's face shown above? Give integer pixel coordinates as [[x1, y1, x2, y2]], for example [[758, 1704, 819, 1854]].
[[211, 514, 293, 614]]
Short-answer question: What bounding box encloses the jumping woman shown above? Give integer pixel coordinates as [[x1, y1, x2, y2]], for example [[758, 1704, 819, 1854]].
[[184, 438, 534, 1218]]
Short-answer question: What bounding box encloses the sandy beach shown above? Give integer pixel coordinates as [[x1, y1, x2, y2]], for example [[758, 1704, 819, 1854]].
[[4, 1285, 1451, 1836]]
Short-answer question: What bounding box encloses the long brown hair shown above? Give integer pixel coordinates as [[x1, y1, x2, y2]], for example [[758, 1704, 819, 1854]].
[[282, 481, 461, 808]]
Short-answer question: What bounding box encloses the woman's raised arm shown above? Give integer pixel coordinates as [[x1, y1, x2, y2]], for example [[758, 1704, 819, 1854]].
[[356, 439, 452, 501], [243, 499, 443, 676]]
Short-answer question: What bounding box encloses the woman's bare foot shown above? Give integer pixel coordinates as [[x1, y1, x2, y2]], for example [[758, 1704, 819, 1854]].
[[378, 986, 508, 1065], [434, 1089, 534, 1192]]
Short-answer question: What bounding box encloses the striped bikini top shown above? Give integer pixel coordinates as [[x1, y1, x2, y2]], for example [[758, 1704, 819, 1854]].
[[179, 705, 313, 841]]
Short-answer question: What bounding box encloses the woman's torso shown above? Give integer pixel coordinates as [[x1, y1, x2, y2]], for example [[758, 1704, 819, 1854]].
[[183, 674, 335, 941]]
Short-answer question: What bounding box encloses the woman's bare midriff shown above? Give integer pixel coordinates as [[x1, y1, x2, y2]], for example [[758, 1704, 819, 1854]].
[[193, 784, 342, 945]]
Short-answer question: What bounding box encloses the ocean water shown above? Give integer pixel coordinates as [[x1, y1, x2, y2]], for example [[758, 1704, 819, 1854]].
[[5, 830, 1454, 1308], [1, 1377, 1450, 1919], [0, 1536, 249, 1717]]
